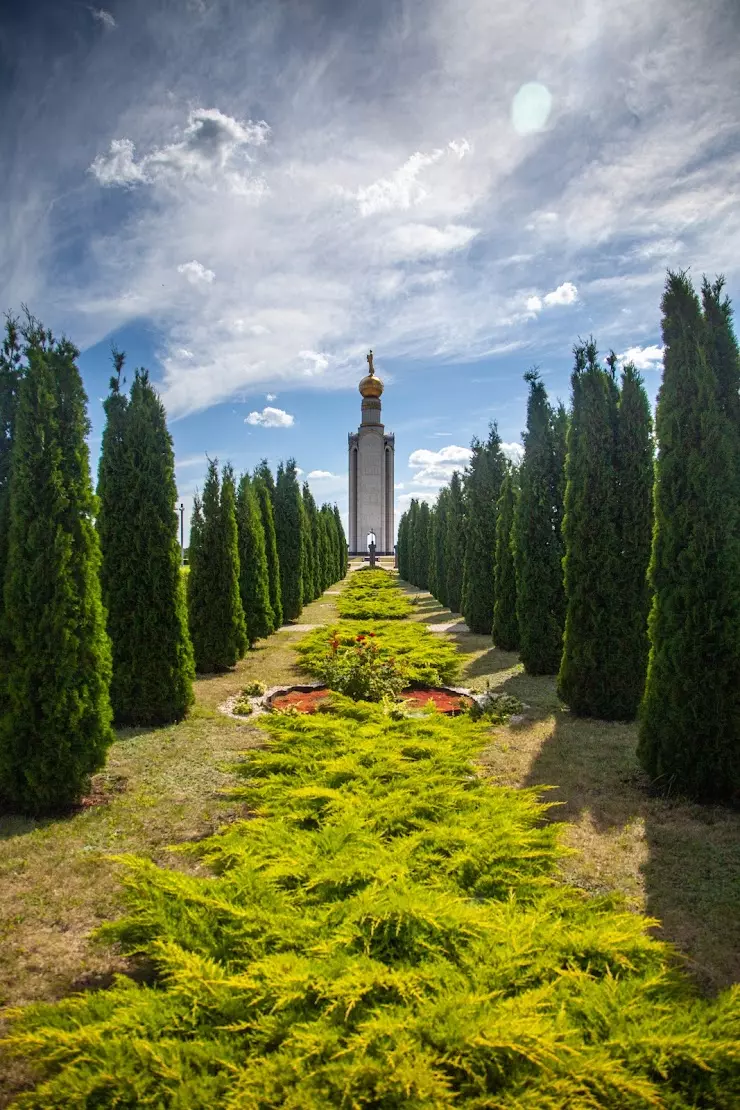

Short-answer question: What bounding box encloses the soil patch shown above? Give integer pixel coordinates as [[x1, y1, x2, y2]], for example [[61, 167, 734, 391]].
[[268, 684, 474, 716]]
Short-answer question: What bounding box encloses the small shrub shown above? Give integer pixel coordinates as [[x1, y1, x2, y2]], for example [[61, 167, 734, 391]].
[[232, 696, 253, 717], [241, 680, 266, 697], [469, 691, 524, 724], [317, 633, 408, 702], [337, 568, 413, 620]]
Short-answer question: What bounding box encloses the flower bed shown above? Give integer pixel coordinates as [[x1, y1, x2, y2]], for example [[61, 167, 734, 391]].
[[267, 683, 474, 716]]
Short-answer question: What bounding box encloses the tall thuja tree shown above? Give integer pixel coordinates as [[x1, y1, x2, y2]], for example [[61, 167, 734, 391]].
[[639, 272, 740, 801], [332, 504, 347, 578], [397, 510, 410, 580], [0, 318, 23, 616], [253, 469, 282, 629], [302, 482, 320, 601], [236, 472, 273, 646], [514, 369, 565, 674], [427, 507, 438, 598], [0, 327, 113, 812], [187, 460, 247, 671], [444, 470, 465, 613], [415, 500, 431, 590], [461, 424, 508, 634], [315, 507, 331, 591], [492, 466, 519, 651], [612, 357, 654, 719], [254, 457, 276, 502], [319, 505, 337, 586], [558, 341, 622, 716], [274, 459, 304, 621], [98, 363, 194, 725], [406, 499, 421, 584], [703, 275, 740, 429], [432, 487, 450, 606]]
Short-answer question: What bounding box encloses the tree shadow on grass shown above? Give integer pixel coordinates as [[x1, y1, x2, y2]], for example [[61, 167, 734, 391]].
[[516, 705, 740, 994]]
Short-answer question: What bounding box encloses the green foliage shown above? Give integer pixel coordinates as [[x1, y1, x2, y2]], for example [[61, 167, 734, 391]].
[[5, 701, 739, 1106], [0, 317, 23, 619], [514, 370, 566, 675], [0, 325, 113, 812], [492, 468, 519, 651], [254, 470, 283, 629], [444, 470, 465, 613], [461, 424, 508, 634], [558, 342, 621, 716], [430, 488, 450, 608], [97, 361, 194, 725], [397, 509, 410, 581], [301, 483, 321, 603], [187, 460, 247, 672], [317, 631, 409, 701], [413, 500, 431, 589], [333, 503, 348, 578], [242, 680, 266, 697], [612, 360, 654, 718], [469, 691, 524, 723], [274, 459, 305, 622], [236, 472, 274, 645], [639, 272, 740, 801], [298, 620, 460, 686], [338, 568, 413, 620]]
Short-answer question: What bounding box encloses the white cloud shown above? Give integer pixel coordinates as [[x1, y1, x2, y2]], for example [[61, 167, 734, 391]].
[[408, 444, 473, 487], [307, 469, 336, 479], [617, 344, 664, 370], [398, 490, 437, 510], [90, 107, 270, 194], [526, 295, 543, 313], [502, 442, 525, 465], [90, 8, 116, 30], [394, 482, 405, 489], [543, 281, 579, 307], [387, 223, 478, 260], [266, 392, 276, 401], [245, 406, 295, 427], [355, 150, 444, 216], [299, 350, 329, 375], [177, 260, 215, 285], [448, 138, 471, 159]]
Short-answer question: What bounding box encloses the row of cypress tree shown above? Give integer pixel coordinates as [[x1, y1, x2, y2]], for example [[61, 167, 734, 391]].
[[399, 269, 740, 802], [187, 455, 347, 671], [0, 320, 348, 810]]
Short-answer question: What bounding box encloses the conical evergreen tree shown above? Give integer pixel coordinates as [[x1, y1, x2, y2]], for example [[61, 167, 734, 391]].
[[492, 467, 519, 651], [638, 271, 740, 801], [514, 369, 565, 675], [302, 482, 321, 601], [254, 457, 276, 500], [236, 472, 274, 646], [315, 508, 331, 591], [406, 499, 421, 585], [274, 459, 304, 622], [0, 326, 113, 812], [558, 341, 622, 716], [0, 318, 23, 620], [98, 362, 194, 725], [427, 507, 438, 598], [397, 510, 410, 581], [187, 460, 247, 671], [612, 358, 654, 719], [414, 501, 431, 589], [461, 425, 508, 634], [444, 470, 465, 613], [253, 470, 282, 629], [702, 275, 740, 428], [333, 504, 347, 577], [432, 488, 450, 606]]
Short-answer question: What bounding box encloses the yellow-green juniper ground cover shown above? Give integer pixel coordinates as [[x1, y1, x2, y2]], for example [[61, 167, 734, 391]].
[[1, 565, 739, 1107], [337, 567, 414, 620]]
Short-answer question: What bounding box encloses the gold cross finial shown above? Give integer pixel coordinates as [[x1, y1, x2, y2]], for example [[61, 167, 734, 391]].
[[367, 349, 374, 375]]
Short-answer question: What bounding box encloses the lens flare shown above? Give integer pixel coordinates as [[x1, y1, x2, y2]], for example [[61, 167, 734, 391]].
[[511, 82, 553, 135]]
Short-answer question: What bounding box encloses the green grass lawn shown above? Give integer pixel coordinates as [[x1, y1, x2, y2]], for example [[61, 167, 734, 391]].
[[1, 570, 739, 1106]]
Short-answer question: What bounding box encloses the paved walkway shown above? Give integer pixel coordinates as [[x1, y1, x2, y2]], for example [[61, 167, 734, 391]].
[[277, 623, 320, 633], [427, 620, 470, 633]]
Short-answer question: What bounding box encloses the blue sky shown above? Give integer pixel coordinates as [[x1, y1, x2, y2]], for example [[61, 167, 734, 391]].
[[2, 0, 739, 539]]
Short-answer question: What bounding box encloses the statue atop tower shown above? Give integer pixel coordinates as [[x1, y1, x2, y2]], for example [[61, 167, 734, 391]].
[[348, 350, 395, 554]]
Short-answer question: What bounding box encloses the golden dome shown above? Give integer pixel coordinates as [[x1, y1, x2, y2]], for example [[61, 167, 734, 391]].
[[359, 349, 384, 398]]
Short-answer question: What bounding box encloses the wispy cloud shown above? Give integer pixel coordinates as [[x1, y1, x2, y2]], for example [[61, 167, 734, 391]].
[[89, 7, 116, 30], [307, 469, 336, 479], [245, 406, 295, 427], [177, 260, 215, 285], [408, 444, 472, 487]]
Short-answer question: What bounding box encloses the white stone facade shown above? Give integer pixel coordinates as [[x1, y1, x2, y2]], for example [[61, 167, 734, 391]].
[[348, 390, 395, 554]]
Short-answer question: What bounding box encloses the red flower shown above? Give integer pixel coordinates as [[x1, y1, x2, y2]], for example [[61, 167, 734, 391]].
[[356, 635, 366, 642], [367, 632, 376, 638]]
